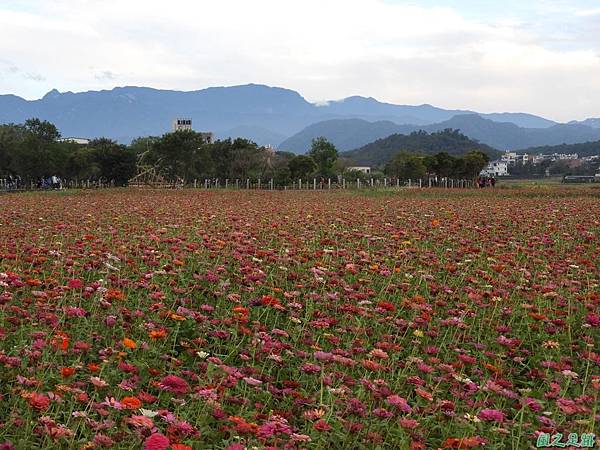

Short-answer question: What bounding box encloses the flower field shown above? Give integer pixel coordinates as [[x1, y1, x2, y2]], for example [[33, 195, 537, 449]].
[[0, 188, 598, 449]]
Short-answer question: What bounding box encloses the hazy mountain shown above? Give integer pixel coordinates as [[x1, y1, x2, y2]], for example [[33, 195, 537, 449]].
[[0, 84, 562, 145], [569, 118, 600, 128], [518, 140, 600, 157], [429, 115, 600, 150], [343, 129, 499, 167], [215, 125, 287, 147], [281, 114, 600, 154], [479, 112, 556, 129], [279, 119, 416, 153]]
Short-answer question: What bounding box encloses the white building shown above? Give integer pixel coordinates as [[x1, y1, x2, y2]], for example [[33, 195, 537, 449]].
[[501, 151, 518, 166], [57, 137, 90, 145], [481, 160, 509, 177], [172, 118, 213, 143], [173, 118, 193, 132], [347, 166, 371, 174]]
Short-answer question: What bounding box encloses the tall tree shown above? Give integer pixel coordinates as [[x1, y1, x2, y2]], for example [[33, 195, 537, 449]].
[[462, 150, 490, 178], [288, 155, 317, 180], [11, 118, 63, 181], [308, 137, 338, 178], [89, 138, 137, 186], [0, 124, 24, 176], [150, 131, 211, 182], [385, 152, 426, 180]]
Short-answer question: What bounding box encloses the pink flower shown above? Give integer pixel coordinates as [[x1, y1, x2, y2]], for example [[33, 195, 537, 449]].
[[159, 375, 189, 395], [226, 445, 245, 450], [386, 395, 412, 413], [314, 351, 333, 362], [586, 312, 600, 327], [477, 409, 505, 422], [143, 433, 170, 450], [28, 392, 50, 411], [399, 418, 420, 429]]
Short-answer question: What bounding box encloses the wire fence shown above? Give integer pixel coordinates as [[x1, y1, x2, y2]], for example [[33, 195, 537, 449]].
[[1, 177, 478, 193]]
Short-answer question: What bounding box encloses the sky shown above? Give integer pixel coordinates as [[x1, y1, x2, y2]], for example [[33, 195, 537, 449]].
[[1, 0, 600, 122]]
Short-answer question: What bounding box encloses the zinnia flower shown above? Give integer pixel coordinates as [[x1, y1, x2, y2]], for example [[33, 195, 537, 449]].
[[143, 433, 170, 450], [159, 375, 189, 395], [28, 392, 50, 411], [477, 409, 505, 422]]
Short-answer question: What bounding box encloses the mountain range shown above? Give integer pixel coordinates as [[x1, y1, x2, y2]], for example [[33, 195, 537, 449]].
[[280, 115, 600, 154], [1, 84, 599, 152]]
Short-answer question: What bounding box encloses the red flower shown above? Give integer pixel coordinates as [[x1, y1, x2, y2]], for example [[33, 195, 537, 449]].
[[28, 392, 50, 411], [159, 375, 189, 395], [313, 420, 331, 432], [143, 433, 170, 450], [67, 278, 83, 289]]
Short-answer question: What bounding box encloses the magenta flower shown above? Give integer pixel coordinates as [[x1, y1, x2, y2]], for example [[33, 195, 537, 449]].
[[159, 375, 190, 395], [386, 395, 412, 413], [477, 409, 505, 422], [143, 433, 170, 450]]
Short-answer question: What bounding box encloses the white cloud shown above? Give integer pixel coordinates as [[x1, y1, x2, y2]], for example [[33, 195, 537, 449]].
[[575, 7, 600, 16], [0, 0, 599, 121]]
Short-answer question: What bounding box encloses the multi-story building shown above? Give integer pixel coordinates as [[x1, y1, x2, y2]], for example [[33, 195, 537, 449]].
[[172, 118, 213, 143], [173, 118, 193, 132], [481, 160, 509, 177]]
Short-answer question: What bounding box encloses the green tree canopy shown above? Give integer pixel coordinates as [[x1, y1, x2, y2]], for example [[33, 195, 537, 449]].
[[384, 152, 427, 180], [308, 137, 338, 178], [288, 155, 317, 180], [89, 138, 137, 186]]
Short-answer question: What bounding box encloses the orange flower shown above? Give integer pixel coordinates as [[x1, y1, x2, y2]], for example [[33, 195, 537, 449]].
[[122, 338, 137, 349], [431, 219, 441, 227], [442, 437, 484, 448], [415, 388, 433, 401], [121, 396, 142, 410], [87, 363, 100, 372], [105, 288, 125, 301], [149, 329, 167, 340]]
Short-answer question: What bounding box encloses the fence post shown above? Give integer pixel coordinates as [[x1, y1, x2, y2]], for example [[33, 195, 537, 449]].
[[357, 178, 361, 189], [246, 179, 250, 189], [328, 178, 331, 189], [299, 179, 302, 190], [343, 178, 346, 189], [313, 178, 316, 190]]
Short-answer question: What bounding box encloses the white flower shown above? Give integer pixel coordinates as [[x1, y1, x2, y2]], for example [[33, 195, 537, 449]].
[[140, 409, 158, 418]]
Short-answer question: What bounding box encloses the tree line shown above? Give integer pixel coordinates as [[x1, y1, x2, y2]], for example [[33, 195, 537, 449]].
[[0, 119, 341, 186], [1, 118, 491, 188], [383, 150, 490, 180]]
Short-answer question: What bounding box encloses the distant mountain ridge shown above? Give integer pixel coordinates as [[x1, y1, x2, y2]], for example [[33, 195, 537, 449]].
[[518, 140, 600, 157], [570, 118, 600, 128], [342, 129, 499, 167], [0, 84, 575, 147], [279, 115, 600, 154]]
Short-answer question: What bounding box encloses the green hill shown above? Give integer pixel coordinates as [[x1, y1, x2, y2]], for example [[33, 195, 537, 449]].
[[343, 129, 500, 167]]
